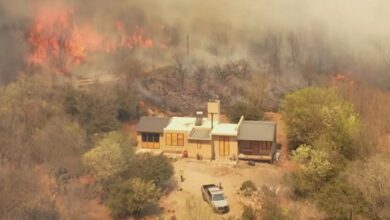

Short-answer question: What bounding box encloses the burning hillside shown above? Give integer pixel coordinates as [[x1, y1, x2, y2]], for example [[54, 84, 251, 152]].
[[27, 2, 153, 73]]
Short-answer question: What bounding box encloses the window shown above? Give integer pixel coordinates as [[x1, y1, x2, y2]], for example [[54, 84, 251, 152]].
[[142, 133, 159, 143], [165, 133, 185, 146], [197, 142, 202, 149], [141, 133, 160, 149], [260, 141, 272, 150]]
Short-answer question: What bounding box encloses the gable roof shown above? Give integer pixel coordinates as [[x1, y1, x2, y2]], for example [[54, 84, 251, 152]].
[[188, 128, 211, 141], [238, 120, 276, 141], [136, 116, 171, 133]]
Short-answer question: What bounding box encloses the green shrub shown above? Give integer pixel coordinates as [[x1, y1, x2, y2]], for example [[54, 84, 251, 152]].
[[83, 131, 133, 182], [108, 178, 160, 218], [227, 102, 263, 123], [286, 145, 337, 197], [315, 178, 368, 220], [62, 88, 120, 135], [281, 87, 359, 156], [115, 87, 139, 122], [123, 153, 174, 186]]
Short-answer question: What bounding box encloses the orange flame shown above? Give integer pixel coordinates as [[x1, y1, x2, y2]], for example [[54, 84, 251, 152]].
[[332, 73, 355, 85], [27, 2, 153, 72]]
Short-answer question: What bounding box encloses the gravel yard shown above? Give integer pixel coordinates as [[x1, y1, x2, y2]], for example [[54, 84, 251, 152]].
[[155, 159, 285, 219]]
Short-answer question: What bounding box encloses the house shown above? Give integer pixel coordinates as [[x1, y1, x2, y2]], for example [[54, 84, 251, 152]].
[[136, 100, 277, 162]]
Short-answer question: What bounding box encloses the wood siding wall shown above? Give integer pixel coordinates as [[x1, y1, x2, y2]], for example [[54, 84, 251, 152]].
[[212, 135, 238, 159], [238, 140, 273, 155]]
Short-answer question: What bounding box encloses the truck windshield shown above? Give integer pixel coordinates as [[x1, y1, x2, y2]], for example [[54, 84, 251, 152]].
[[213, 194, 225, 201]]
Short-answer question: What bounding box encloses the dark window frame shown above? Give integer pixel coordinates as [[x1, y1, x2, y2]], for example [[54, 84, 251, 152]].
[[142, 133, 160, 143]]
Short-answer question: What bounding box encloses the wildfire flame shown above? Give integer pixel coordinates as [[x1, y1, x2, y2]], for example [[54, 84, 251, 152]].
[[27, 2, 153, 72], [332, 73, 355, 85]]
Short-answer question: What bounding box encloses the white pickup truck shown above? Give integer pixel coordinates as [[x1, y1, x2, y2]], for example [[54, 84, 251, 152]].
[[201, 184, 229, 213]]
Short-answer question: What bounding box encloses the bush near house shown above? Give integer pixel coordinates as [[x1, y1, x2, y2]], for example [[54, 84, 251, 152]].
[[62, 87, 121, 135], [108, 178, 160, 218], [83, 137, 173, 218], [227, 101, 263, 123], [287, 144, 338, 197], [83, 131, 133, 182], [123, 153, 174, 186], [240, 180, 257, 191], [281, 87, 359, 158]]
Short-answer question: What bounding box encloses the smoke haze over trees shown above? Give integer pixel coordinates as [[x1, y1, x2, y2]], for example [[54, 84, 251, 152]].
[[1, 0, 390, 88]]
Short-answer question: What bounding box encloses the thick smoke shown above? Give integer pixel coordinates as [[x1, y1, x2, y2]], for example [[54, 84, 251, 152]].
[[1, 0, 390, 84]]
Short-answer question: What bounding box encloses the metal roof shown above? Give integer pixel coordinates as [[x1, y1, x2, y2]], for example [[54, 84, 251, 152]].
[[211, 123, 238, 136], [238, 120, 276, 141], [164, 117, 212, 132], [188, 128, 211, 141], [136, 116, 171, 133]]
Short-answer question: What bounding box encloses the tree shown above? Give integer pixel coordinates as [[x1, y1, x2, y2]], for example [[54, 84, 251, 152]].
[[193, 66, 207, 95], [123, 153, 174, 186], [0, 76, 64, 167], [108, 178, 160, 218], [346, 155, 390, 219], [212, 63, 233, 83], [315, 178, 367, 220], [244, 73, 269, 109], [227, 101, 263, 123], [0, 167, 44, 219], [173, 56, 187, 91], [281, 87, 359, 157], [62, 87, 120, 135], [288, 145, 337, 197], [83, 131, 133, 181], [115, 86, 139, 122], [287, 31, 302, 68], [262, 31, 282, 80], [31, 117, 87, 170]]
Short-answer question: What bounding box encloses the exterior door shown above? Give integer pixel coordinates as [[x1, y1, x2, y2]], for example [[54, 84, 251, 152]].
[[219, 136, 230, 156]]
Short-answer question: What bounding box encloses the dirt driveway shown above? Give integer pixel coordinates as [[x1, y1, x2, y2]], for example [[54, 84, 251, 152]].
[[157, 159, 285, 219]]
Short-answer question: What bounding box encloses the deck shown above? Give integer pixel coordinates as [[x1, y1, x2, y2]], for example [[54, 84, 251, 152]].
[[237, 153, 273, 162]]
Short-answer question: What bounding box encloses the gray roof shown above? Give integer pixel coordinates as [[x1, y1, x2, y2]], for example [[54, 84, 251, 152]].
[[136, 116, 171, 133], [238, 120, 276, 142], [188, 128, 211, 141]]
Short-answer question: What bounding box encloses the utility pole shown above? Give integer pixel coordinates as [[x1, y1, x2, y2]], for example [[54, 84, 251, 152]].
[[187, 33, 190, 57], [210, 112, 215, 160]]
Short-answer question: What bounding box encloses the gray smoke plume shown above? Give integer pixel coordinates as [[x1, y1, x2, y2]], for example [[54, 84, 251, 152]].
[[0, 0, 390, 85]]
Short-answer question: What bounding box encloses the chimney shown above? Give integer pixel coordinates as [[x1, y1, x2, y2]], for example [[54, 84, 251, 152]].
[[195, 111, 203, 126], [207, 100, 220, 127]]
